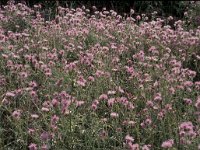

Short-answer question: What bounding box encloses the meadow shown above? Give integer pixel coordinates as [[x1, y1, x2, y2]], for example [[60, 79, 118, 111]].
[[0, 2, 200, 150]]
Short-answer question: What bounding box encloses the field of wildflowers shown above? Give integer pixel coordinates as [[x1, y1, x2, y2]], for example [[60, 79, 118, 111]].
[[0, 1, 200, 150]]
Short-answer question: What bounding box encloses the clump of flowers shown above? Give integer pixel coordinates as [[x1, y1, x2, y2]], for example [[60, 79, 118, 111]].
[[0, 1, 200, 150], [161, 139, 174, 149], [179, 122, 197, 145]]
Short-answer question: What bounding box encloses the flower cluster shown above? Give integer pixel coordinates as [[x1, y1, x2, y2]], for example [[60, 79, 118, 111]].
[[0, 1, 200, 150]]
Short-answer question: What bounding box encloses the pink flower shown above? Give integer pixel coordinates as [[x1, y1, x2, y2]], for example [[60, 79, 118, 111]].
[[127, 102, 135, 110], [161, 139, 174, 148], [93, 99, 99, 105], [179, 121, 196, 143], [108, 98, 115, 107], [195, 81, 200, 89], [99, 94, 108, 100], [169, 87, 175, 94], [117, 86, 124, 93], [145, 118, 152, 125], [52, 98, 59, 107], [28, 128, 35, 135], [99, 130, 108, 139], [136, 15, 141, 20], [77, 76, 87, 87], [44, 68, 52, 77], [91, 99, 99, 110], [31, 114, 39, 119], [29, 81, 37, 88], [95, 70, 105, 77], [88, 76, 95, 82], [125, 135, 134, 142], [127, 142, 139, 150], [30, 90, 37, 97], [183, 98, 192, 105], [40, 132, 50, 141], [128, 121, 136, 127], [110, 112, 119, 118], [125, 66, 135, 74], [149, 46, 156, 52], [195, 96, 200, 109], [146, 101, 154, 107], [12, 110, 21, 119], [107, 90, 116, 95], [183, 81, 193, 87], [91, 103, 97, 110], [41, 107, 49, 112], [28, 143, 37, 150], [20, 72, 28, 79], [142, 145, 151, 150], [41, 144, 48, 150], [154, 93, 162, 102], [76, 101, 85, 107], [6, 92, 15, 97], [51, 115, 59, 124]]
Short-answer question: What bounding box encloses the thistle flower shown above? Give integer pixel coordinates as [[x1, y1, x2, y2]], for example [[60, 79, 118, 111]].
[[161, 139, 174, 148], [28, 143, 37, 150], [40, 131, 50, 141], [110, 112, 119, 118], [99, 94, 108, 100], [195, 96, 200, 109], [125, 135, 134, 142], [77, 75, 87, 87], [12, 110, 21, 120]]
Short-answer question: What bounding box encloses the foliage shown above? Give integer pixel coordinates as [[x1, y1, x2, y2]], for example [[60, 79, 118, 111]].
[[0, 1, 194, 19], [0, 2, 200, 150]]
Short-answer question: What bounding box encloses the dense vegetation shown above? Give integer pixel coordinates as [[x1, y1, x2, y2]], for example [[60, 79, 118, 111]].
[[0, 1, 195, 18], [0, 1, 200, 150]]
